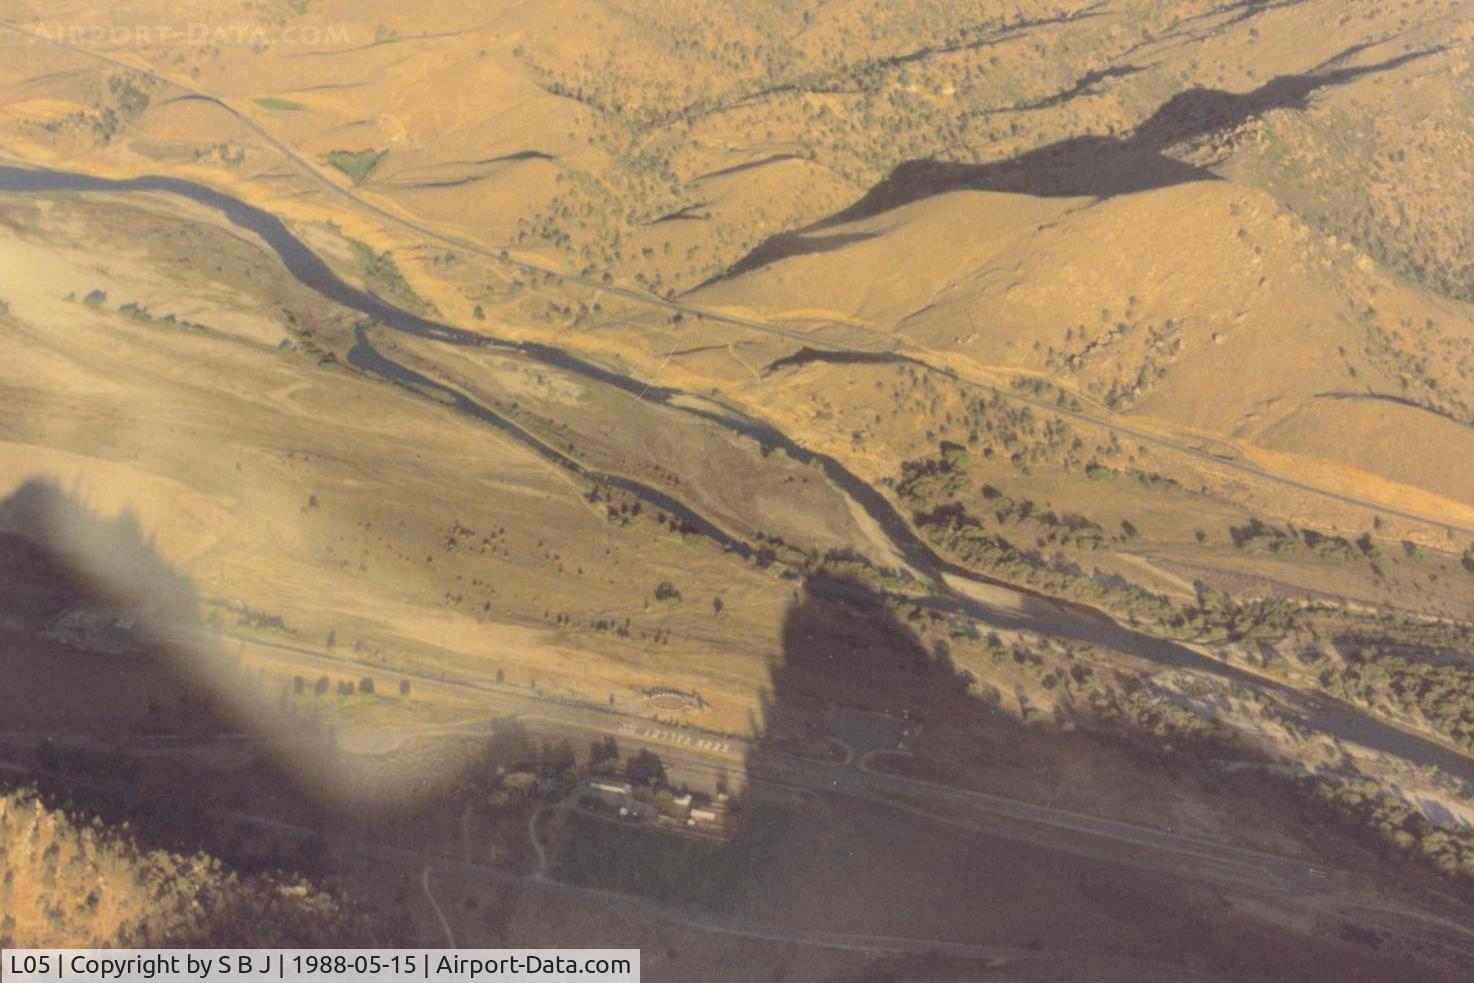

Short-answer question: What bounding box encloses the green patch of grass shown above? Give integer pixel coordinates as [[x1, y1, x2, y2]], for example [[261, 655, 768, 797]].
[[324, 148, 387, 184], [349, 240, 425, 309], [550, 804, 790, 908], [255, 97, 306, 111]]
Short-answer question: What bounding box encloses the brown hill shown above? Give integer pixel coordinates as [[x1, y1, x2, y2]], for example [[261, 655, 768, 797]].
[[691, 174, 1474, 506], [0, 788, 364, 947]]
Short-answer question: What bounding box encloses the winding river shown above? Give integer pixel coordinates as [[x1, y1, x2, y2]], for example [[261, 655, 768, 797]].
[[4, 163, 1473, 784]]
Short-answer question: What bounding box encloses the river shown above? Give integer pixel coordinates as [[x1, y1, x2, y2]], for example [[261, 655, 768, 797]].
[[4, 163, 1472, 784]]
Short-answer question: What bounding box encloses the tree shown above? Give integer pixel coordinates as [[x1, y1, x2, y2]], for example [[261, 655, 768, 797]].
[[324, 629, 336, 648], [543, 739, 576, 777], [359, 676, 375, 695], [589, 736, 620, 773], [398, 679, 411, 696], [314, 675, 330, 696], [712, 596, 724, 616], [626, 749, 666, 788]]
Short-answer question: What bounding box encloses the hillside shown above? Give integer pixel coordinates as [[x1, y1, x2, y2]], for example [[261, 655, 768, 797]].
[[693, 176, 1474, 511], [0, 0, 1467, 296], [2, 0, 1469, 515], [0, 789, 364, 946]]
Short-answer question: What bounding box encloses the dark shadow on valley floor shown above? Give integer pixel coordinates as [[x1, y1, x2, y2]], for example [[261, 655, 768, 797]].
[[0, 478, 529, 879], [544, 571, 1465, 981]]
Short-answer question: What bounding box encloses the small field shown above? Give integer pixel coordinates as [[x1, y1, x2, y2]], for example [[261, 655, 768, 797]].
[[324, 149, 387, 184]]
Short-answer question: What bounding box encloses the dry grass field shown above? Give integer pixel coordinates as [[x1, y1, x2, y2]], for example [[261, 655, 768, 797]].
[[5, 1, 1474, 979]]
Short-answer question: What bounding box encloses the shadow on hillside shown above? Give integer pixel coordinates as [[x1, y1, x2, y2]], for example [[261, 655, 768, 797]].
[[829, 47, 1437, 216], [704, 47, 1439, 282], [0, 478, 520, 870], [1000, 63, 1153, 113], [1185, 0, 1319, 31], [703, 231, 880, 285]]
